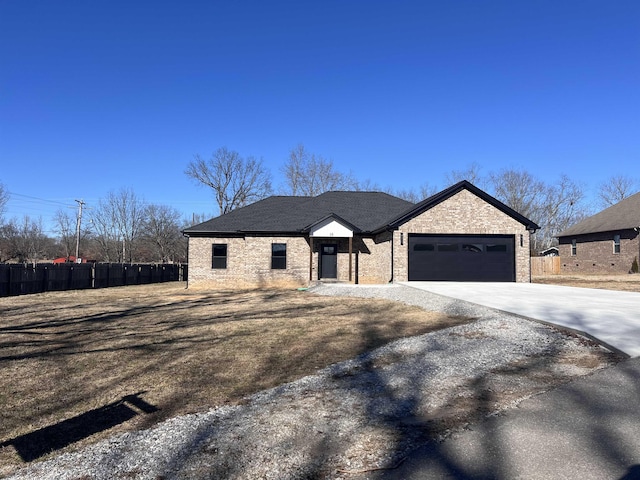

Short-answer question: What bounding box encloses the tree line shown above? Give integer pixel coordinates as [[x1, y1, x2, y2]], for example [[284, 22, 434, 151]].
[[185, 145, 640, 254], [1, 145, 637, 263], [0, 185, 187, 264]]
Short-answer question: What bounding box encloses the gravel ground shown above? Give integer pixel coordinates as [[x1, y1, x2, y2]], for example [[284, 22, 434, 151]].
[[5, 284, 621, 480]]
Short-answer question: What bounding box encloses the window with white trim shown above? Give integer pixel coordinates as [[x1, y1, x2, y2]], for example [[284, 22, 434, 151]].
[[571, 239, 577, 256]]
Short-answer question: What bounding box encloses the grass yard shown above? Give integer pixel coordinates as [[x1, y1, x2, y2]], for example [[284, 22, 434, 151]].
[[534, 274, 640, 292], [0, 282, 473, 472]]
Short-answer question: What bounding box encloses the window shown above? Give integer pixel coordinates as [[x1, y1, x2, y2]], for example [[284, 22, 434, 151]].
[[613, 234, 621, 254], [212, 244, 227, 269], [571, 239, 577, 256], [462, 244, 483, 253], [322, 245, 336, 255], [414, 243, 435, 252], [486, 244, 507, 253], [271, 243, 286, 269], [438, 244, 458, 252]]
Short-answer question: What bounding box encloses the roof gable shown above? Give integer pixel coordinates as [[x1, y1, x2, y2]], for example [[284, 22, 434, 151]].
[[386, 180, 540, 231], [307, 215, 358, 237], [558, 190, 640, 237]]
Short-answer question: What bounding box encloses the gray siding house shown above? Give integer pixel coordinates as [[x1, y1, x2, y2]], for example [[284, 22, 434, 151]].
[[183, 181, 539, 288], [558, 191, 640, 274]]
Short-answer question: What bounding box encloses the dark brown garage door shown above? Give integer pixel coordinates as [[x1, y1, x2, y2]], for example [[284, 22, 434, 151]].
[[408, 234, 515, 282]]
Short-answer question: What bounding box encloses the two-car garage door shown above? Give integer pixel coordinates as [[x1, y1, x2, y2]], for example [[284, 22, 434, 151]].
[[408, 234, 515, 282]]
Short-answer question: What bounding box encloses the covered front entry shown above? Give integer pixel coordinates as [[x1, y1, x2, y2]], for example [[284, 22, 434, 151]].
[[408, 234, 515, 282], [308, 215, 355, 282]]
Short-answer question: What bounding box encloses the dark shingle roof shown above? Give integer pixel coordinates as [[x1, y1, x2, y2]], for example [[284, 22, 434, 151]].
[[183, 191, 414, 235], [183, 181, 541, 236], [558, 191, 640, 237]]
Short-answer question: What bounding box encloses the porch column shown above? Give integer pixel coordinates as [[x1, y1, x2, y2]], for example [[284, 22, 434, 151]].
[[309, 238, 313, 281], [348, 236, 353, 282]]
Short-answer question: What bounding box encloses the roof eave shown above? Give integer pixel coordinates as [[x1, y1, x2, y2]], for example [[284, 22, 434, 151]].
[[558, 225, 640, 238]]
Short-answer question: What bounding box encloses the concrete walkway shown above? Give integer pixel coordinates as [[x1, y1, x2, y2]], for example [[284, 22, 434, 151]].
[[401, 282, 640, 357]]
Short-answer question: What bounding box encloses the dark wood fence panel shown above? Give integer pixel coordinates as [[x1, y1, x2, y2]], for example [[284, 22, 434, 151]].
[[0, 263, 187, 297]]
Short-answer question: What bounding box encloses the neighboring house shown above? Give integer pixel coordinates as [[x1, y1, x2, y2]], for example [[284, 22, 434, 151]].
[[539, 247, 559, 257], [557, 191, 640, 274], [183, 180, 539, 288], [52, 255, 88, 264]]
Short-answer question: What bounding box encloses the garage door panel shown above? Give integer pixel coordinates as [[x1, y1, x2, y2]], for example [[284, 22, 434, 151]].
[[408, 234, 515, 282]]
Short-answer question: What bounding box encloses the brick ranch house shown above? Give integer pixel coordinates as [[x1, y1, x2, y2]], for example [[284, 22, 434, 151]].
[[183, 180, 539, 288], [557, 191, 640, 274]]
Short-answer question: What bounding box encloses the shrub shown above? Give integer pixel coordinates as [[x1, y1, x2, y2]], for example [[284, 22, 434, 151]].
[[632, 256, 639, 274]]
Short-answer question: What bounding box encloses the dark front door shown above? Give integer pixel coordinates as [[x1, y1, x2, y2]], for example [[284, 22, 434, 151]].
[[320, 244, 338, 279]]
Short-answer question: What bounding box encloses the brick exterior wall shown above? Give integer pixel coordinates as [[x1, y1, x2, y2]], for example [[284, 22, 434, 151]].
[[392, 189, 532, 282], [356, 231, 393, 284], [188, 235, 311, 288], [558, 229, 640, 274]]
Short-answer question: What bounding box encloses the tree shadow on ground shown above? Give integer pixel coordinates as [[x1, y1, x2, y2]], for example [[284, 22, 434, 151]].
[[1, 392, 157, 462], [369, 309, 639, 480]]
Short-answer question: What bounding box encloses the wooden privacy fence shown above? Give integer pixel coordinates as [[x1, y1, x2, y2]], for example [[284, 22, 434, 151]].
[[531, 256, 561, 276], [0, 263, 188, 297]]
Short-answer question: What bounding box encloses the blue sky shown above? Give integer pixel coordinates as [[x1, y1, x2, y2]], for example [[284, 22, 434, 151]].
[[1, 1, 638, 234]]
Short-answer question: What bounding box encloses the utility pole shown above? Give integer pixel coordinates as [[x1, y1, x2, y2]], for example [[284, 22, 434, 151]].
[[75, 199, 85, 262]]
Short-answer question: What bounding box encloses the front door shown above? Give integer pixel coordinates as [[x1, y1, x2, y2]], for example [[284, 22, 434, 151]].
[[320, 244, 338, 279]]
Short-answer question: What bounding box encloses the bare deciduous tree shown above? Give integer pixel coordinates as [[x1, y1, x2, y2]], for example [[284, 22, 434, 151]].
[[489, 168, 546, 222], [11, 215, 49, 264], [54, 208, 76, 258], [282, 144, 357, 196], [54, 208, 91, 260], [113, 188, 145, 263], [392, 188, 421, 203], [390, 183, 439, 203], [418, 182, 439, 200], [489, 169, 589, 252], [598, 174, 639, 207], [445, 162, 486, 187], [90, 199, 120, 262], [0, 222, 18, 263], [143, 204, 185, 263], [537, 175, 588, 251], [90, 188, 145, 262], [186, 147, 272, 215]]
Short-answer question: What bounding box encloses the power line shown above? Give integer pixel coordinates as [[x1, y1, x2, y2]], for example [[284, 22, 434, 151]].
[[7, 191, 76, 208]]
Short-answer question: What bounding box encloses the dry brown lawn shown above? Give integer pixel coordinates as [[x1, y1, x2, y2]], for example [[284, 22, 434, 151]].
[[533, 274, 640, 292], [0, 282, 473, 471]]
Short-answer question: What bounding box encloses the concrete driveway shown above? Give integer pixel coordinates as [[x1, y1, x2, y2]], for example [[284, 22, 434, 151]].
[[401, 282, 640, 357]]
